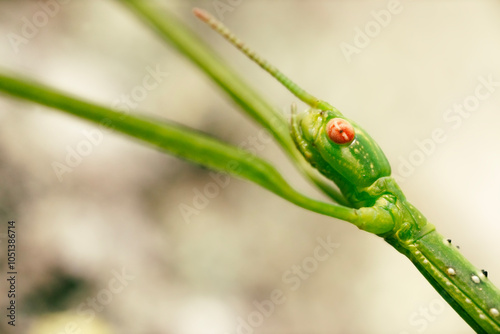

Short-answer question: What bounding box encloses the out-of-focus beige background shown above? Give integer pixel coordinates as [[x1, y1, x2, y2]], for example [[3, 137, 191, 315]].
[[1, 1, 500, 333]]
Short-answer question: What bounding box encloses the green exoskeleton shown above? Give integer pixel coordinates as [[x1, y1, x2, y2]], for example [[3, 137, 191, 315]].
[[194, 8, 500, 333]]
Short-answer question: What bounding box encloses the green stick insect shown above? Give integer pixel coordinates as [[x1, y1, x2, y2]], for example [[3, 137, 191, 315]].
[[192, 8, 500, 333], [0, 2, 499, 333]]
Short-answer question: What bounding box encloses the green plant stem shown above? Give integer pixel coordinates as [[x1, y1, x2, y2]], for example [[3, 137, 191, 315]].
[[0, 72, 355, 221]]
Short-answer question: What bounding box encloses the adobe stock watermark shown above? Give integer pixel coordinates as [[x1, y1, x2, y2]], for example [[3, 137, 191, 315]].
[[210, 0, 243, 21], [393, 74, 500, 183], [178, 126, 274, 224], [7, 0, 72, 54], [54, 267, 135, 334], [225, 236, 340, 334], [51, 64, 169, 182], [340, 0, 403, 63], [398, 298, 446, 334]]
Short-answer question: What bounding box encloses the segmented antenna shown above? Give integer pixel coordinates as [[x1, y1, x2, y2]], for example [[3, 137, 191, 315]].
[[193, 8, 331, 111]]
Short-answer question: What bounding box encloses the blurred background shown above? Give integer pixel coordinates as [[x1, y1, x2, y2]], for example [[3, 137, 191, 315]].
[[1, 1, 500, 333]]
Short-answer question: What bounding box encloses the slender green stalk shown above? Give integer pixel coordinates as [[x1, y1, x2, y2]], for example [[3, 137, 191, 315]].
[[0, 72, 354, 220]]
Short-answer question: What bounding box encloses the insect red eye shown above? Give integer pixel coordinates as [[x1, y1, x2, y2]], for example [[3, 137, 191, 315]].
[[326, 118, 355, 144]]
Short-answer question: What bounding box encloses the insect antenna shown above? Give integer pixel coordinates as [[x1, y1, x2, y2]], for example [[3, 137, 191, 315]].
[[193, 8, 333, 111]]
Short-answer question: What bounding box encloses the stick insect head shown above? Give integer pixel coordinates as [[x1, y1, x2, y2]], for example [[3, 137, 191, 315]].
[[193, 8, 391, 192], [291, 107, 391, 192]]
